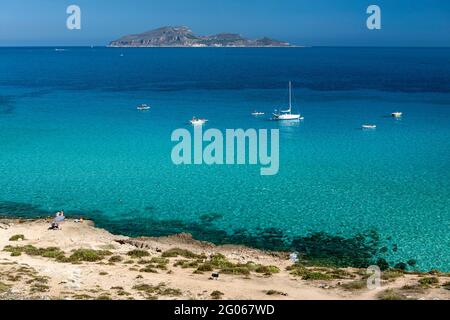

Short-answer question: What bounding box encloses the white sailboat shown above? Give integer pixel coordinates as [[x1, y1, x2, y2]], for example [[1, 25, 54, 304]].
[[272, 81, 303, 120]]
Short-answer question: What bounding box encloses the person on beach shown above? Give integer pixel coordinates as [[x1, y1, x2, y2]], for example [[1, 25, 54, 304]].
[[49, 210, 65, 230]]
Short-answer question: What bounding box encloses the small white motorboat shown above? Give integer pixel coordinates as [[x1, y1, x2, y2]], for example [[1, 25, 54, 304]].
[[190, 117, 208, 126], [272, 81, 303, 121], [362, 124, 377, 129], [137, 104, 150, 110], [391, 112, 402, 118], [251, 111, 265, 116]]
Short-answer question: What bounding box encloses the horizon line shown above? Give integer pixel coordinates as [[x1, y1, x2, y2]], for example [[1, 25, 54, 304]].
[[0, 45, 449, 49]]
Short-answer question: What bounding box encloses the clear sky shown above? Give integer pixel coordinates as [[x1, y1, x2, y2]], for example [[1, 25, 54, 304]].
[[0, 0, 449, 46]]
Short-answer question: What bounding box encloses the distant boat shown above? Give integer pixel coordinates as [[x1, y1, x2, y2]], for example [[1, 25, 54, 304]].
[[54, 48, 66, 52], [137, 104, 150, 110], [251, 111, 265, 116], [272, 82, 303, 120], [391, 112, 402, 118], [190, 117, 208, 126], [362, 124, 377, 129]]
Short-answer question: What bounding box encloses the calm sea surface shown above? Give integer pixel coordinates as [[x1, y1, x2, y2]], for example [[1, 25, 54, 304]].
[[0, 47, 449, 270]]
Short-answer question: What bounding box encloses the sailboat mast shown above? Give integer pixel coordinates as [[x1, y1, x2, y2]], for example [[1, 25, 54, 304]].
[[288, 81, 292, 113]]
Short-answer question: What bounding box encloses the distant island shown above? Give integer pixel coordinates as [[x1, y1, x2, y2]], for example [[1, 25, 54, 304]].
[[109, 26, 294, 48]]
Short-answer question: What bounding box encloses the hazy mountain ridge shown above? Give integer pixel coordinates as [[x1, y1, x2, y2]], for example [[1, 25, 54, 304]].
[[109, 26, 293, 47]]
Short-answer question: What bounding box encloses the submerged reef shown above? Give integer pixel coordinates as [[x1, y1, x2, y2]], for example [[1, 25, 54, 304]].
[[0, 201, 415, 270]]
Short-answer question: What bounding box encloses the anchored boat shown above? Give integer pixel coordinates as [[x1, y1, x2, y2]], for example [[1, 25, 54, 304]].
[[190, 117, 208, 126], [137, 104, 150, 110], [272, 82, 303, 120]]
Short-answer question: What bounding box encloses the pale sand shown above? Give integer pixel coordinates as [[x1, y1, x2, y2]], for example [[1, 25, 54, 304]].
[[0, 218, 448, 300]]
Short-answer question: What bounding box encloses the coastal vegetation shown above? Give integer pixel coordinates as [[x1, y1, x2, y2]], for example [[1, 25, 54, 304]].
[[377, 289, 408, 300], [3, 245, 112, 263], [9, 234, 25, 241], [265, 290, 287, 296], [418, 277, 439, 288], [127, 249, 149, 258], [286, 263, 354, 280], [0, 219, 448, 300], [0, 281, 10, 293], [132, 283, 182, 299], [210, 290, 224, 299], [341, 280, 367, 291], [162, 248, 204, 259]]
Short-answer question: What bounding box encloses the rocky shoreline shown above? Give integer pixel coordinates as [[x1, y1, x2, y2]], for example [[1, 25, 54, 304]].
[[0, 218, 449, 300]]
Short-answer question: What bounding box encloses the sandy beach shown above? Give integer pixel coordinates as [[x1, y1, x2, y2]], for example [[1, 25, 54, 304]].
[[0, 218, 448, 300]]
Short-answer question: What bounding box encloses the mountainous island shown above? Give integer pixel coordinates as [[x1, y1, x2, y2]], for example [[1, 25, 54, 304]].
[[109, 26, 293, 47]]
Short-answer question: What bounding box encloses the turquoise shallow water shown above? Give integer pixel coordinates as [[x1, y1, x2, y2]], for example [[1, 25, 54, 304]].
[[0, 47, 449, 270]]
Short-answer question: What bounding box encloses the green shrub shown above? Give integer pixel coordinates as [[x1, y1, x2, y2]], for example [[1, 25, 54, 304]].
[[255, 265, 280, 274], [327, 268, 355, 279], [3, 245, 65, 260], [210, 253, 233, 268], [442, 281, 450, 290], [301, 271, 332, 280], [265, 290, 287, 296], [109, 255, 123, 263], [111, 286, 124, 290], [381, 269, 404, 281], [196, 263, 214, 272], [26, 276, 49, 284], [174, 259, 200, 269], [155, 263, 168, 270], [0, 281, 11, 293], [127, 250, 149, 258], [210, 290, 224, 300], [9, 234, 25, 241], [133, 283, 181, 297], [150, 257, 169, 265], [139, 266, 158, 273], [221, 266, 251, 275], [399, 284, 426, 294], [162, 248, 202, 259], [30, 283, 50, 293], [286, 264, 307, 276], [341, 280, 367, 290], [67, 249, 112, 262], [418, 277, 439, 288], [427, 269, 442, 276], [377, 289, 407, 300], [72, 294, 93, 300]]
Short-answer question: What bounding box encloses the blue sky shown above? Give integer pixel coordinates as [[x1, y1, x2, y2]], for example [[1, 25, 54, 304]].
[[0, 0, 448, 46]]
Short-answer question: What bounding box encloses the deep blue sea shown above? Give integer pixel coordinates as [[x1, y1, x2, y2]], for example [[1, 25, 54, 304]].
[[0, 47, 449, 271]]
